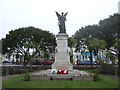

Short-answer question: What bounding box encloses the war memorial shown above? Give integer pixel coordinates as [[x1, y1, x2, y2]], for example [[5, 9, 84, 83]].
[[30, 12, 93, 81]]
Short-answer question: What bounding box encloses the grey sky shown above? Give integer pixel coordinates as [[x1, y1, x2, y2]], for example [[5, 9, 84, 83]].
[[0, 0, 119, 39]]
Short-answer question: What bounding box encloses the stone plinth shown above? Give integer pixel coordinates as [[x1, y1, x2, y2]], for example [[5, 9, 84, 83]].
[[52, 33, 73, 71], [30, 69, 93, 81]]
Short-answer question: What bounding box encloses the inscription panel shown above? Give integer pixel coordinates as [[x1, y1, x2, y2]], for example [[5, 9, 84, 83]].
[[56, 66, 68, 70]]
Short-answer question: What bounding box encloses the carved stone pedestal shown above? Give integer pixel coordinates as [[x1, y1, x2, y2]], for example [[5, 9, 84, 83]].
[[52, 33, 73, 71]]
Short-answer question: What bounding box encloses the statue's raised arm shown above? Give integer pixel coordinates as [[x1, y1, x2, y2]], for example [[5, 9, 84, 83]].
[[55, 11, 68, 33]]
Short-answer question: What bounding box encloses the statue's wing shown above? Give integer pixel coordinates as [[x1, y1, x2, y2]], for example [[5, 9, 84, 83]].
[[64, 12, 68, 20], [55, 11, 60, 19], [64, 12, 68, 17]]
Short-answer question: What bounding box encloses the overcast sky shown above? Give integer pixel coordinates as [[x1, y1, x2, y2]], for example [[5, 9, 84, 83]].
[[0, 0, 119, 39]]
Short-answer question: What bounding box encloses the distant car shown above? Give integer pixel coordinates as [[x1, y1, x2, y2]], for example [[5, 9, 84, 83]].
[[39, 61, 54, 65], [33, 60, 54, 65], [2, 60, 13, 64], [79, 60, 97, 65]]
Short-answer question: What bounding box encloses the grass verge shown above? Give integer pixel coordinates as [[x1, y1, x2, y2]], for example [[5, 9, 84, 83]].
[[2, 75, 118, 88]]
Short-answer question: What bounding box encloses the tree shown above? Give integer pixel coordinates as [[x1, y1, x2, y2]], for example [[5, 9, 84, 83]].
[[68, 37, 77, 64], [90, 38, 106, 58], [87, 38, 106, 66], [74, 13, 119, 67], [44, 52, 50, 61], [74, 13, 119, 48], [74, 25, 100, 41], [105, 51, 116, 65], [87, 39, 94, 67], [2, 26, 56, 65], [68, 37, 77, 48], [0, 40, 2, 54], [114, 38, 120, 76]]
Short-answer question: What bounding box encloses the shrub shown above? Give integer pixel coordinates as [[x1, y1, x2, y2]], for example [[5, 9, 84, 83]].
[[93, 69, 100, 81], [22, 71, 30, 81], [37, 67, 42, 71]]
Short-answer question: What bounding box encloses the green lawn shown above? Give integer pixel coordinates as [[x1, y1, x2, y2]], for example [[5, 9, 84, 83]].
[[2, 75, 118, 88]]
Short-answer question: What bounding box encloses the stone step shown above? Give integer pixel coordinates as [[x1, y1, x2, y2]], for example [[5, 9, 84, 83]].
[[51, 74, 72, 80]]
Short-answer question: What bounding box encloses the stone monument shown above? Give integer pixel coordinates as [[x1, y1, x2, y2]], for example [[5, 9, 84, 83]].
[[30, 12, 92, 81], [52, 11, 73, 71]]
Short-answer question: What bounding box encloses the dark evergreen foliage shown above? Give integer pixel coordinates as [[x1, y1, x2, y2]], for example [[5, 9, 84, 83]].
[[74, 13, 119, 47], [2, 26, 56, 65]]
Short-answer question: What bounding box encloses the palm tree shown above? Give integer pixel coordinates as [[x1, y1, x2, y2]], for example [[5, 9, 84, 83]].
[[87, 39, 94, 67], [87, 38, 106, 66]]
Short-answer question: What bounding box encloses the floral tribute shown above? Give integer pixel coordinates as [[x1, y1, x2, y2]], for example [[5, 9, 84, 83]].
[[57, 70, 68, 74]]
